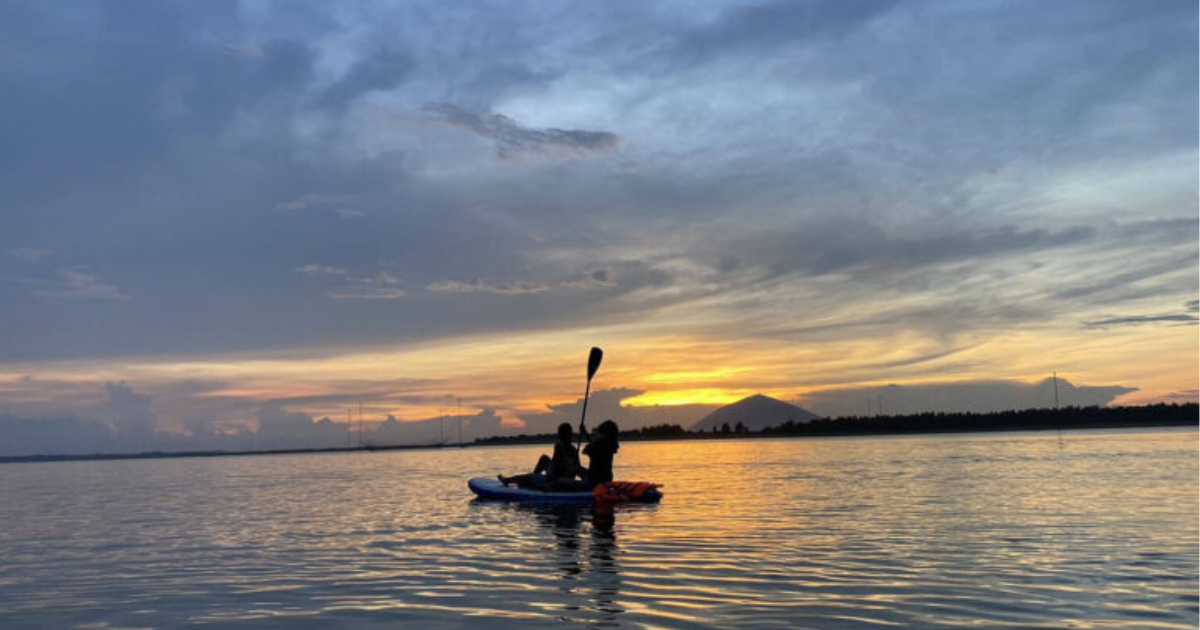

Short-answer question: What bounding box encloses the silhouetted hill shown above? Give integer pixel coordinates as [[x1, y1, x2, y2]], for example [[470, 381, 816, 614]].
[[691, 394, 818, 432]]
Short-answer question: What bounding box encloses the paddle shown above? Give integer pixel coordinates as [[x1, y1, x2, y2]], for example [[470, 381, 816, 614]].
[[577, 347, 603, 455]]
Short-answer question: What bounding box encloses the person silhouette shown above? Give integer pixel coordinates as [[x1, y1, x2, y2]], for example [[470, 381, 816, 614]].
[[498, 423, 585, 490], [581, 419, 620, 489]]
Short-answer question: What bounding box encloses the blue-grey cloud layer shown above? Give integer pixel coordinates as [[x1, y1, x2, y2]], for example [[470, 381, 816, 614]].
[[0, 378, 1137, 457], [0, 0, 1195, 365]]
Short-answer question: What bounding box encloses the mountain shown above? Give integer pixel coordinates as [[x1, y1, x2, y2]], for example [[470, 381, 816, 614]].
[[690, 394, 818, 432]]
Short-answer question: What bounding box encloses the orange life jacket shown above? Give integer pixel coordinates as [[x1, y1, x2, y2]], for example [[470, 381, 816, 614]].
[[592, 480, 661, 502]]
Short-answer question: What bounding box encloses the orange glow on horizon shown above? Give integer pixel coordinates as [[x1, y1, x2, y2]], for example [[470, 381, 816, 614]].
[[0, 311, 1194, 427]]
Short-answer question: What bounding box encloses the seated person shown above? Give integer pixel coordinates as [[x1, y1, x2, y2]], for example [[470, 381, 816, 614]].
[[498, 422, 585, 490], [581, 419, 620, 489]]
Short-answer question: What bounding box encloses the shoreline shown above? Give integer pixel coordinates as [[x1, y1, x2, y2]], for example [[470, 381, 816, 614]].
[[1, 404, 1194, 465]]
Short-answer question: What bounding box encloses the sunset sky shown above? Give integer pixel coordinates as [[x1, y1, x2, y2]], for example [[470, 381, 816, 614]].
[[0, 0, 1196, 454]]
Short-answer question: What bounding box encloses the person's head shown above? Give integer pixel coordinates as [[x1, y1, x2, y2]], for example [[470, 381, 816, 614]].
[[597, 419, 620, 452], [557, 422, 573, 443]]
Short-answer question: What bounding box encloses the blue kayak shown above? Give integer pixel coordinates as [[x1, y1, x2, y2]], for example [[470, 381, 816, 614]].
[[468, 477, 662, 503]]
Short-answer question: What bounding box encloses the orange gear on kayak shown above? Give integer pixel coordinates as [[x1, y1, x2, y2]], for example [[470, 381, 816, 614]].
[[592, 480, 662, 503]]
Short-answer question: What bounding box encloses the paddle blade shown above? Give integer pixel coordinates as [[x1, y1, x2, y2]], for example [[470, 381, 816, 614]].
[[587, 347, 604, 380]]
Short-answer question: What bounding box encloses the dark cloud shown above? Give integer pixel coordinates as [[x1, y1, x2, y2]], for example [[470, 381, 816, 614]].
[[1084, 314, 1198, 328], [0, 414, 114, 458], [0, 0, 1191, 424], [0, 381, 163, 456], [1159, 389, 1199, 403], [101, 381, 157, 451], [0, 376, 1154, 457], [0, 0, 1192, 365], [367, 409, 508, 446], [800, 378, 1137, 418], [674, 0, 900, 61], [752, 222, 1096, 279], [315, 50, 413, 109], [424, 103, 620, 159], [254, 404, 348, 450]]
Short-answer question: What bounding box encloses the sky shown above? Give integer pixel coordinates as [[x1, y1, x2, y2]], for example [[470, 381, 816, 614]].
[[0, 0, 1196, 455]]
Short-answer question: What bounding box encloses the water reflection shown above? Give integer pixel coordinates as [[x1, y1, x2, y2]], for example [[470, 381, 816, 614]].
[[0, 431, 1194, 630], [471, 499, 645, 628]]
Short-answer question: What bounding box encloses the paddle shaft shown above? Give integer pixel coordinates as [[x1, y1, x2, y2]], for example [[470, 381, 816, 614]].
[[576, 347, 603, 455], [576, 378, 592, 455]]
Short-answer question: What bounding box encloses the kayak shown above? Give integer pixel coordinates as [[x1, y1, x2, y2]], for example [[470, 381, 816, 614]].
[[468, 477, 663, 503]]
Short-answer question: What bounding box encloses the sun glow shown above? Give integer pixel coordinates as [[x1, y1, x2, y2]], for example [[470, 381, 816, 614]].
[[623, 388, 765, 407]]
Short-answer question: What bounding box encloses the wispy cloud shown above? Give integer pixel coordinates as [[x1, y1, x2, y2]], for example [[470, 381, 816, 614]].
[[276, 193, 352, 212], [6, 247, 51, 264], [314, 50, 413, 110], [427, 278, 552, 295], [424, 103, 619, 159], [1085, 314, 1198, 328], [33, 268, 127, 300], [327, 271, 406, 300], [1085, 301, 1200, 328], [427, 269, 618, 295], [276, 194, 365, 219], [295, 264, 347, 277], [561, 268, 618, 289]]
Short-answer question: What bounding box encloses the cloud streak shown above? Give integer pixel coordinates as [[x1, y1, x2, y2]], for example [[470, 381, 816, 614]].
[[33, 268, 127, 300], [424, 103, 620, 159]]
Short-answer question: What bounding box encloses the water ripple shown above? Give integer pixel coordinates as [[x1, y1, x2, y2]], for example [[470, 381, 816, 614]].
[[0, 429, 1195, 629]]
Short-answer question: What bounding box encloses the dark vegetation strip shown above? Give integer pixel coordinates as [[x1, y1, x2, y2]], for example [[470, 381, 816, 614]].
[[1, 403, 1194, 464], [474, 403, 1198, 445]]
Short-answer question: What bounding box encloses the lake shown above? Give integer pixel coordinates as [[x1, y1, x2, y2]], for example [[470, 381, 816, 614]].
[[0, 429, 1195, 629]]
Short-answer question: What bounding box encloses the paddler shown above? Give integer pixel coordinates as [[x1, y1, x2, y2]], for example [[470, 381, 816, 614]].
[[580, 419, 620, 488], [497, 422, 586, 490]]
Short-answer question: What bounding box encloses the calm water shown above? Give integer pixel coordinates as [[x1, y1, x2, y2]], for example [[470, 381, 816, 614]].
[[0, 429, 1195, 629]]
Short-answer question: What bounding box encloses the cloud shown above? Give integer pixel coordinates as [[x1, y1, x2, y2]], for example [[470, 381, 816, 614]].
[[1159, 389, 1199, 403], [673, 0, 901, 62], [6, 247, 50, 263], [0, 0, 1192, 415], [314, 50, 413, 109], [0, 414, 114, 458], [798, 378, 1137, 418], [424, 103, 619, 159], [560, 268, 618, 289], [366, 409, 511, 446], [1084, 300, 1200, 328], [276, 194, 365, 218], [102, 381, 157, 451], [327, 270, 406, 300], [426, 278, 552, 295], [427, 269, 618, 296], [254, 403, 348, 450], [518, 388, 719, 435], [295, 264, 347, 277], [276, 193, 354, 212], [1085, 314, 1198, 328], [33, 268, 127, 300]]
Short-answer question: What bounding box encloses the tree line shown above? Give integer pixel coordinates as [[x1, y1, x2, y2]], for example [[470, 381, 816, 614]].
[[473, 403, 1197, 444]]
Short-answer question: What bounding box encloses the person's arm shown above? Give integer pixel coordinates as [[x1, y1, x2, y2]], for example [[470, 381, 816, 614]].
[[570, 448, 586, 478]]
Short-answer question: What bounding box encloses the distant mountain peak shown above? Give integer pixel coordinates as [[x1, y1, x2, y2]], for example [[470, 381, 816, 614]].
[[690, 394, 818, 432]]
